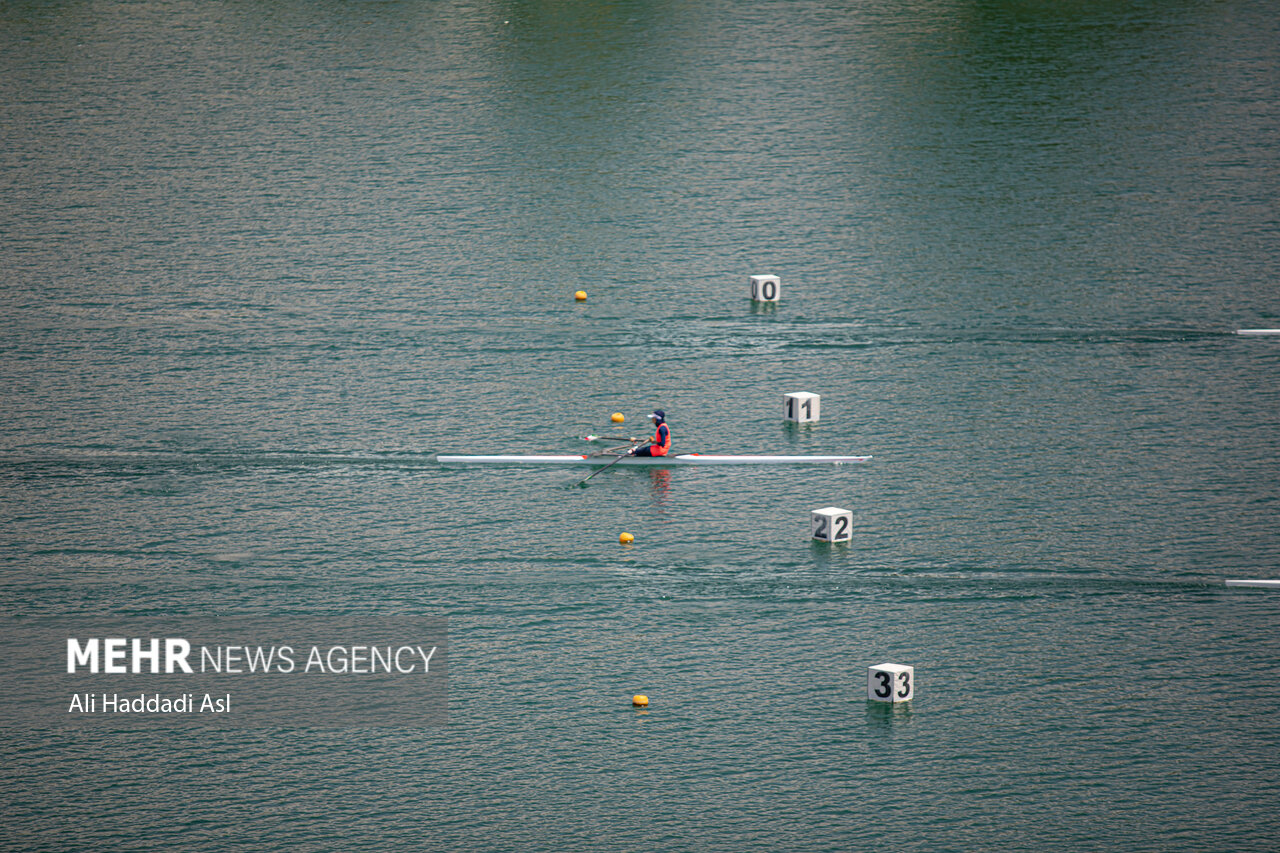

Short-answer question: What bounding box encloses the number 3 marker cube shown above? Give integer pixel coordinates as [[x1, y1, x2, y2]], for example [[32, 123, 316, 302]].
[[868, 663, 913, 703], [811, 506, 852, 542]]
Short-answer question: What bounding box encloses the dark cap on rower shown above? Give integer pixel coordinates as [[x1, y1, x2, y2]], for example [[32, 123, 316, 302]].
[[649, 410, 665, 422]]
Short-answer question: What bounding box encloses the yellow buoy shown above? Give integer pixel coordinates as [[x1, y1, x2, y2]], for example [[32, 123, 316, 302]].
[[611, 412, 625, 423], [632, 694, 649, 707], [619, 532, 634, 544], [574, 290, 587, 301]]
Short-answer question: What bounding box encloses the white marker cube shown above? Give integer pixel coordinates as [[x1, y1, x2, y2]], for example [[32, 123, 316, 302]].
[[868, 663, 913, 703], [811, 506, 852, 542], [750, 274, 780, 302], [785, 392, 820, 423]]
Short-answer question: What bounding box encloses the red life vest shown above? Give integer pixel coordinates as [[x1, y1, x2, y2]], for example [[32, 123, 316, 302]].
[[650, 422, 671, 456]]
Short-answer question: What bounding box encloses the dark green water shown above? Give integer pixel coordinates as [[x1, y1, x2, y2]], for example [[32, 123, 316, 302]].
[[2, 0, 1279, 849]]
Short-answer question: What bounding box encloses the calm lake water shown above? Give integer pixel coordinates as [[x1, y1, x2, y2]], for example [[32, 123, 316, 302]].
[[2, 0, 1279, 850]]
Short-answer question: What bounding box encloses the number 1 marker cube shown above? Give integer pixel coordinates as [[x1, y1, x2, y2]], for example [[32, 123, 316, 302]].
[[868, 663, 913, 703], [811, 506, 852, 542], [785, 392, 820, 424]]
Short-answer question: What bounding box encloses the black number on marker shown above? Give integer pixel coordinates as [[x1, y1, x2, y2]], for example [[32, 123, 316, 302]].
[[897, 671, 911, 698], [763, 281, 777, 300], [814, 517, 828, 538], [874, 671, 892, 698], [787, 398, 795, 419], [802, 398, 812, 417], [834, 516, 849, 539]]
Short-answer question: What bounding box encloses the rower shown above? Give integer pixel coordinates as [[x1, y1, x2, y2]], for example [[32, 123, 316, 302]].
[[630, 410, 671, 457]]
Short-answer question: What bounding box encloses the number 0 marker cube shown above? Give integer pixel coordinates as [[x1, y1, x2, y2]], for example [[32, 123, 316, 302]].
[[750, 274, 780, 302], [811, 506, 852, 542], [868, 663, 913, 703], [785, 391, 820, 423]]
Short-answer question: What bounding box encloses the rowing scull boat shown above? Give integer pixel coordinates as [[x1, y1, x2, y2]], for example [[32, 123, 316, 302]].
[[436, 453, 871, 466]]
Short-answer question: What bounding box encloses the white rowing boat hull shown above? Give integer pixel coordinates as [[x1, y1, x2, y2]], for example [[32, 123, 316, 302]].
[[437, 453, 871, 466]]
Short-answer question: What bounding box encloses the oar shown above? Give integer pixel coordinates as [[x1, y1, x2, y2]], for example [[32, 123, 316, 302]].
[[583, 436, 642, 455], [576, 441, 651, 487]]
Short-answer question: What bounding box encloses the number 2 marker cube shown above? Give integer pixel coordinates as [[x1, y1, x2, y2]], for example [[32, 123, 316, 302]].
[[811, 506, 852, 542]]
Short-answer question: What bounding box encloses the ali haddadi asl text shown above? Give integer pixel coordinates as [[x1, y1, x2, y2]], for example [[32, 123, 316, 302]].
[[68, 692, 229, 714]]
